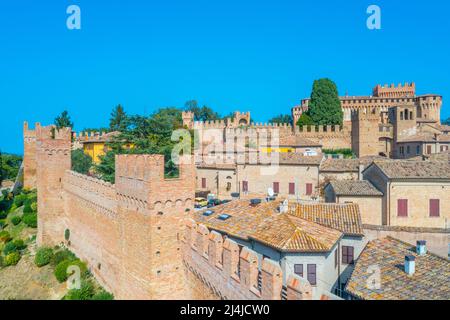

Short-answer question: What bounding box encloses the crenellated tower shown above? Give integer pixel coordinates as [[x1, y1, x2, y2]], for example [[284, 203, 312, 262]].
[[351, 108, 380, 157], [23, 122, 38, 189], [35, 124, 72, 246]]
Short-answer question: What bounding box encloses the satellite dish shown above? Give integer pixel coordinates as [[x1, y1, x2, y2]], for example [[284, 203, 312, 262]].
[[267, 188, 274, 197]]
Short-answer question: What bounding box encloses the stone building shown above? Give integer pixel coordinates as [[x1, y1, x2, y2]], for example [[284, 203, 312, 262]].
[[190, 199, 366, 298]]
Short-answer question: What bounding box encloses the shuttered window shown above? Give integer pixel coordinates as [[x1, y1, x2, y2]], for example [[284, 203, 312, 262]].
[[201, 178, 206, 189], [288, 183, 295, 195], [307, 264, 316, 286], [294, 264, 303, 277], [242, 181, 248, 192], [397, 199, 408, 217], [306, 183, 313, 195], [342, 246, 354, 265], [429, 199, 440, 217], [273, 182, 279, 194]]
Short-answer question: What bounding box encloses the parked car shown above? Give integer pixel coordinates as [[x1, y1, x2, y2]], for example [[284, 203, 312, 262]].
[[195, 197, 208, 208], [207, 199, 221, 208]]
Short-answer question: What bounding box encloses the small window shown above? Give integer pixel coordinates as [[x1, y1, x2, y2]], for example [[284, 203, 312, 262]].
[[218, 214, 231, 221], [416, 145, 420, 155], [242, 181, 248, 193], [407, 146, 410, 154], [294, 264, 303, 277], [307, 264, 317, 286], [306, 183, 313, 196], [273, 182, 279, 194], [201, 178, 206, 189], [397, 199, 408, 217], [342, 246, 354, 265], [429, 199, 440, 217], [289, 183, 295, 195]]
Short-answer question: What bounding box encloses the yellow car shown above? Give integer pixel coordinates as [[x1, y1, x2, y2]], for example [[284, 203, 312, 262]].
[[195, 197, 208, 208]]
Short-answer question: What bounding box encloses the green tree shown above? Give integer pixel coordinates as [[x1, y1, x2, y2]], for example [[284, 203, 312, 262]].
[[296, 113, 314, 126], [185, 100, 221, 121], [71, 149, 93, 174], [55, 110, 74, 129], [268, 114, 292, 125], [109, 104, 128, 132], [307, 78, 343, 126]]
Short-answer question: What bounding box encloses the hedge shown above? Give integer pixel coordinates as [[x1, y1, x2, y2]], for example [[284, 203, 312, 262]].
[[5, 252, 21, 266], [23, 212, 37, 228], [54, 259, 88, 283], [35, 247, 54, 267], [11, 216, 21, 226]]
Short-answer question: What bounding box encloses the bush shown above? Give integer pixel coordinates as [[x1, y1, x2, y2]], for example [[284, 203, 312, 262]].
[[11, 216, 21, 225], [35, 247, 54, 267], [13, 239, 26, 250], [5, 252, 21, 266], [0, 211, 7, 219], [51, 249, 76, 266], [23, 212, 37, 228], [3, 241, 17, 255], [54, 259, 88, 283], [13, 194, 27, 207], [91, 290, 114, 300], [0, 230, 11, 243], [0, 255, 4, 267], [31, 202, 37, 212], [0, 219, 6, 229], [65, 280, 95, 300], [23, 204, 33, 214]]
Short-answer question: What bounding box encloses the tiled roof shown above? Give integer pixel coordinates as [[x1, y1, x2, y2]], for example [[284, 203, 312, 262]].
[[289, 203, 364, 236], [345, 237, 450, 300], [397, 132, 450, 143], [196, 163, 236, 170], [319, 159, 360, 172], [277, 153, 323, 165], [252, 214, 342, 253], [328, 180, 383, 196], [192, 199, 342, 252], [370, 160, 450, 179]]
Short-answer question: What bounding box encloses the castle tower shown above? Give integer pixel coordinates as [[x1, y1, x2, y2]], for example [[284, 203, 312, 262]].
[[391, 104, 417, 158], [372, 82, 416, 98], [232, 111, 251, 126], [182, 111, 194, 129], [23, 122, 38, 189], [35, 124, 72, 246], [115, 154, 195, 299], [351, 109, 380, 157]]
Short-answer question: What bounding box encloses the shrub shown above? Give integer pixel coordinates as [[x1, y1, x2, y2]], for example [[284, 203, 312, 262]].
[[0, 219, 6, 229], [7, 204, 17, 213], [51, 249, 76, 266], [0, 211, 7, 219], [5, 252, 21, 266], [0, 230, 11, 243], [65, 280, 95, 300], [13, 194, 27, 207], [11, 216, 21, 225], [54, 259, 88, 283], [35, 247, 54, 267], [91, 290, 114, 300], [0, 255, 4, 267], [23, 204, 33, 214], [31, 202, 37, 212], [13, 239, 26, 250], [3, 241, 17, 255], [23, 212, 37, 228]]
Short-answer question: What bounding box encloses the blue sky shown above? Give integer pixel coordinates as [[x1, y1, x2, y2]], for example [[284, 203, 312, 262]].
[[1, 0, 449, 155]]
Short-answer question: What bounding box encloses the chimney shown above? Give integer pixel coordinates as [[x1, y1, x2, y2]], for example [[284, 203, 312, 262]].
[[358, 164, 365, 181], [416, 240, 427, 256], [404, 255, 415, 276]]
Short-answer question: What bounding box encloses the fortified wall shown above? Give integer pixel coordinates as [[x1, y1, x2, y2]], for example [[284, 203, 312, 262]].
[[23, 122, 38, 189], [29, 122, 211, 299], [183, 219, 314, 300]]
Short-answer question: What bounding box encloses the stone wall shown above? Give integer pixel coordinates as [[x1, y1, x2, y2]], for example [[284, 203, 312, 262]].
[[23, 122, 38, 189], [183, 219, 314, 300]]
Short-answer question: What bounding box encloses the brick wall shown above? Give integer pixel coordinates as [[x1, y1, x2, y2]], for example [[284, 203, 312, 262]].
[[183, 219, 314, 300]]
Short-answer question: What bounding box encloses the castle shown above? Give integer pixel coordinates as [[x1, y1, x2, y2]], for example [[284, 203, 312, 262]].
[[183, 83, 447, 159]]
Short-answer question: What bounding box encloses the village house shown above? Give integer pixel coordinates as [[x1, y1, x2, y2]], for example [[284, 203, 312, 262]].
[[192, 199, 366, 299], [345, 237, 450, 300], [362, 160, 450, 228]]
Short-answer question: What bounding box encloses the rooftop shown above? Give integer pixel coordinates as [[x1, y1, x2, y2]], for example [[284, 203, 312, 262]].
[[369, 160, 450, 179], [327, 180, 383, 197], [289, 203, 364, 237], [345, 237, 450, 300], [319, 158, 360, 172], [193, 199, 344, 253]]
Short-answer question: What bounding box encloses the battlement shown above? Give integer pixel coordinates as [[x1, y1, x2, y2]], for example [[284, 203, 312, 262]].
[[373, 82, 415, 98], [182, 219, 313, 300], [23, 121, 39, 140]]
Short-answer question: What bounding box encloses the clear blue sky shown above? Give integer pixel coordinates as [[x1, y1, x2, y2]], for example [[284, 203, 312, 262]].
[[1, 0, 449, 155]]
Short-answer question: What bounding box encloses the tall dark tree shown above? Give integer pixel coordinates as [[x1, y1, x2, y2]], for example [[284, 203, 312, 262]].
[[268, 114, 292, 125], [307, 78, 343, 126], [296, 113, 314, 126], [54, 110, 74, 129], [185, 100, 221, 121], [71, 149, 93, 175], [109, 104, 128, 132]]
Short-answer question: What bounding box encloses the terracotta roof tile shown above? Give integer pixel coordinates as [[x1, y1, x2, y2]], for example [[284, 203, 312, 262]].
[[371, 160, 450, 179], [345, 237, 450, 300], [328, 180, 383, 196]]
